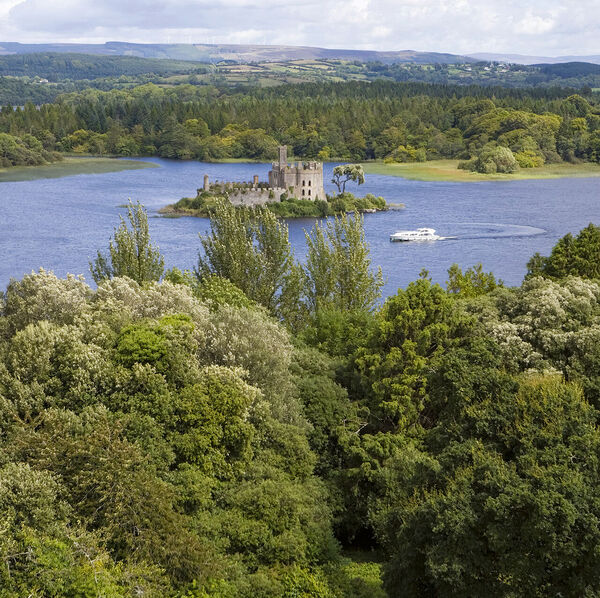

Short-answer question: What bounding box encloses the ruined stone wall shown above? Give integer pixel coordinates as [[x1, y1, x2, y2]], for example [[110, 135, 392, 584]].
[[228, 187, 288, 207]]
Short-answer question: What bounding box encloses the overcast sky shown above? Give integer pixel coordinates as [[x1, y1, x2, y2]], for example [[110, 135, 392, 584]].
[[0, 0, 598, 57]]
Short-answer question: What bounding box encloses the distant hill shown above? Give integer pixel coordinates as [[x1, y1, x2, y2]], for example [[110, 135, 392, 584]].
[[0, 41, 475, 65], [469, 52, 600, 65], [2, 43, 600, 67]]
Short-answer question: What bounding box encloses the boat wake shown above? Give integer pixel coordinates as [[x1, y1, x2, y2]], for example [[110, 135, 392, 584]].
[[442, 222, 546, 240]]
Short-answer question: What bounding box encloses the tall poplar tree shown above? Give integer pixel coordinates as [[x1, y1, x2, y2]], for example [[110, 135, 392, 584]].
[[196, 199, 303, 322], [304, 213, 383, 312], [90, 200, 164, 285]]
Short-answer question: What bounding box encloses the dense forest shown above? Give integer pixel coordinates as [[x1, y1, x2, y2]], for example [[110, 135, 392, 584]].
[[0, 53, 211, 80], [1, 80, 599, 170], [2, 201, 600, 596]]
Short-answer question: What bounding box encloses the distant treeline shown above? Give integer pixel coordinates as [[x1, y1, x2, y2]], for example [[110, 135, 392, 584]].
[[2, 52, 600, 91], [0, 76, 66, 105], [536, 61, 600, 78], [362, 61, 600, 89], [0, 52, 210, 80], [0, 80, 599, 166], [3, 53, 600, 108]]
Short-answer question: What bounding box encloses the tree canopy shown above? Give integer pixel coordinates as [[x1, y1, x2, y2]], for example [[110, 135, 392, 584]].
[[2, 81, 599, 166], [4, 213, 600, 596], [527, 222, 600, 280]]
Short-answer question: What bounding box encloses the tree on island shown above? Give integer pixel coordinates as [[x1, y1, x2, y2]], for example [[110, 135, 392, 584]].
[[331, 164, 365, 194], [90, 200, 164, 285]]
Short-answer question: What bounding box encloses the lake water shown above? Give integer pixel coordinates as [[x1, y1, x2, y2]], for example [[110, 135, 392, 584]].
[[1, 157, 599, 298]]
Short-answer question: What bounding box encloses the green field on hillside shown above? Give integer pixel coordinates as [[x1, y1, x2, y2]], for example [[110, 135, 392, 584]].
[[362, 160, 600, 182]]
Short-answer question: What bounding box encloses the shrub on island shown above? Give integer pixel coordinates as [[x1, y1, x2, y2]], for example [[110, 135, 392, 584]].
[[164, 190, 387, 218]]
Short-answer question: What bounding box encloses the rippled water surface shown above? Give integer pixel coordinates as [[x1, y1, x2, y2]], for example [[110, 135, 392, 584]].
[[1, 158, 599, 297]]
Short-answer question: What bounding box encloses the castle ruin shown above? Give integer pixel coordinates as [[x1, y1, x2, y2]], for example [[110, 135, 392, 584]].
[[200, 145, 326, 207], [268, 145, 326, 201]]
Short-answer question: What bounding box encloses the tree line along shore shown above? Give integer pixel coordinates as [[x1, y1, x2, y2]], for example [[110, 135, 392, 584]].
[[1, 80, 599, 178]]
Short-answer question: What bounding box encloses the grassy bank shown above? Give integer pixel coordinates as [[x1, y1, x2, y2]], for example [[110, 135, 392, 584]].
[[0, 157, 158, 182], [361, 160, 600, 182]]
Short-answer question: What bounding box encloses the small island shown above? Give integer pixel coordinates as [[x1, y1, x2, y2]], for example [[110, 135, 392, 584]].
[[161, 146, 388, 218]]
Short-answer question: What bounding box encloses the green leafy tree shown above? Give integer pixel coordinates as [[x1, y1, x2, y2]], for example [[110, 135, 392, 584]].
[[375, 376, 600, 598], [0, 269, 346, 595], [353, 279, 473, 432], [194, 274, 254, 310], [196, 200, 303, 321], [331, 164, 365, 194], [304, 213, 383, 313], [300, 307, 377, 359], [0, 463, 167, 596], [8, 406, 218, 585], [198, 303, 297, 418], [0, 268, 91, 338], [90, 201, 164, 285], [466, 275, 600, 406], [290, 345, 359, 477], [526, 222, 600, 279], [460, 144, 518, 174], [114, 313, 198, 386], [184, 117, 210, 138], [446, 263, 502, 297], [170, 365, 257, 477]]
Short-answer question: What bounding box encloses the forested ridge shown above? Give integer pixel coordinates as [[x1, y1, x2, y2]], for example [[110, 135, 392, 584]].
[[0, 53, 210, 80], [1, 80, 599, 169], [3, 201, 600, 596]]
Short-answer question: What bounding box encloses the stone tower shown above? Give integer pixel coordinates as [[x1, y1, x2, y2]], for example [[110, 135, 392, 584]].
[[279, 145, 287, 166], [268, 145, 326, 201]]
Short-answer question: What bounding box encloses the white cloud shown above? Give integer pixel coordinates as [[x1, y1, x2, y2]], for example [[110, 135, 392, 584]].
[[514, 11, 556, 36], [0, 0, 598, 57]]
